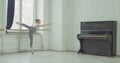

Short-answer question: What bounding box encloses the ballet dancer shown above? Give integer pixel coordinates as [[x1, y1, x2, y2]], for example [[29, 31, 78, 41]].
[[16, 19, 50, 54]]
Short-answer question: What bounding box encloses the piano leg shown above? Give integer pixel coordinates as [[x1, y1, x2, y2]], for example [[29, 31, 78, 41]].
[[78, 40, 84, 54], [78, 49, 83, 54]]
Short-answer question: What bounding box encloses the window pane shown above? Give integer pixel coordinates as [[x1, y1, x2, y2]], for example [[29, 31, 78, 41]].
[[11, 0, 19, 29], [11, 0, 44, 30], [22, 0, 33, 29]]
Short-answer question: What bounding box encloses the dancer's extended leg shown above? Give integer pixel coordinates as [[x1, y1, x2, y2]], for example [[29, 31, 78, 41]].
[[16, 22, 31, 29], [20, 24, 31, 29]]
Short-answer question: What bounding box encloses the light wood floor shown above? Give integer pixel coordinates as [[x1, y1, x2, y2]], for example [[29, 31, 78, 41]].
[[0, 51, 120, 63]]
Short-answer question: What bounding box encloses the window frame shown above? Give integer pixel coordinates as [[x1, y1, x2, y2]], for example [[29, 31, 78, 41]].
[[9, 0, 37, 31], [19, 0, 35, 29], [7, 0, 44, 33]]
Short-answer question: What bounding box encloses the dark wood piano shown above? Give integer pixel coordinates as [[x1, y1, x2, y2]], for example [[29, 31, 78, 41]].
[[77, 21, 117, 56]]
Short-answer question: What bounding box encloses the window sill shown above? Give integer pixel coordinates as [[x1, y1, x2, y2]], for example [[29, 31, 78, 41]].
[[6, 29, 49, 32], [6, 29, 28, 35]]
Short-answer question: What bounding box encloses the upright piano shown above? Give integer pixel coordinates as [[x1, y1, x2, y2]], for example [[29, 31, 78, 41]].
[[77, 21, 117, 56]]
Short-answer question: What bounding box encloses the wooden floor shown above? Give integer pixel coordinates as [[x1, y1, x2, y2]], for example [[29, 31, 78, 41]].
[[0, 51, 120, 63]]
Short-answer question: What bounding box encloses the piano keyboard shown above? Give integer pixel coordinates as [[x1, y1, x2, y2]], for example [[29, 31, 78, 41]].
[[77, 34, 112, 40]]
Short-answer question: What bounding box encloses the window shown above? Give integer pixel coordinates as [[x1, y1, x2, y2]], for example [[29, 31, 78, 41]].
[[22, 0, 33, 29], [11, 0, 44, 30]]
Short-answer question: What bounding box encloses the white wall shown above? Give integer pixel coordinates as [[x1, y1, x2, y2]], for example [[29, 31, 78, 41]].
[[44, 0, 79, 51], [0, 36, 2, 53], [0, 0, 2, 53], [0, 0, 7, 53], [43, 0, 79, 51], [3, 35, 18, 53], [46, 0, 120, 55], [49, 0, 63, 51], [73, 0, 120, 55], [43, 0, 51, 50], [1, 33, 43, 53], [19, 33, 43, 51], [62, 0, 80, 51], [61, 0, 120, 55], [74, 0, 120, 21], [0, 0, 6, 29]]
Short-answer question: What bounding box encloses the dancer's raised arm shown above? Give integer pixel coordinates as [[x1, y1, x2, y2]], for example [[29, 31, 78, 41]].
[[38, 23, 50, 27]]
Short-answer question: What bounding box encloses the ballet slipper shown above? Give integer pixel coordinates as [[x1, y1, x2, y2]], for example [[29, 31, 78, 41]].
[[16, 22, 21, 24], [31, 48, 34, 55]]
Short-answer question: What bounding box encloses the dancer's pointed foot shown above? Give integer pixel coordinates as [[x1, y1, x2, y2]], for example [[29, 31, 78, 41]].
[[16, 22, 21, 24], [32, 51, 34, 55], [31, 48, 34, 55]]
